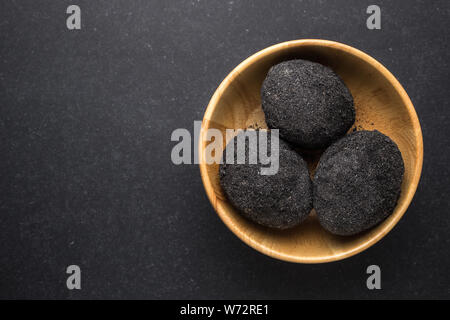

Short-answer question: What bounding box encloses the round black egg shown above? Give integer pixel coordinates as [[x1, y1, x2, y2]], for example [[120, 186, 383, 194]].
[[313, 130, 405, 236], [261, 59, 355, 149], [219, 131, 313, 229]]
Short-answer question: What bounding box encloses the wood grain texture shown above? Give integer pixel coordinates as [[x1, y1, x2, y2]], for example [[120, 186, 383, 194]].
[[199, 39, 423, 263]]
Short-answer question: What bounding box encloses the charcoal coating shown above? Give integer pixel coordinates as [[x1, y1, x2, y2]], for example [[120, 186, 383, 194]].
[[261, 59, 355, 149], [219, 131, 313, 229], [313, 130, 404, 236]]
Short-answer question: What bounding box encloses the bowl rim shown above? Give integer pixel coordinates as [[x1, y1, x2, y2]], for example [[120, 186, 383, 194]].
[[198, 39, 424, 263]]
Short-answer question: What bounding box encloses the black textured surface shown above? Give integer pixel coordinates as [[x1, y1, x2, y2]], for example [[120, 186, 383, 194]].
[[261, 59, 355, 149], [0, 0, 449, 299], [314, 130, 404, 236], [219, 131, 312, 229]]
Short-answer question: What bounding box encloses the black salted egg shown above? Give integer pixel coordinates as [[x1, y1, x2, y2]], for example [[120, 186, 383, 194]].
[[261, 59, 355, 149], [219, 131, 313, 229], [313, 130, 404, 236]]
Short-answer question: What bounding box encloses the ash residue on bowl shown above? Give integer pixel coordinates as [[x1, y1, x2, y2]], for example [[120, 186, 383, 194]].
[[219, 131, 313, 229], [261, 59, 355, 149], [313, 130, 405, 236]]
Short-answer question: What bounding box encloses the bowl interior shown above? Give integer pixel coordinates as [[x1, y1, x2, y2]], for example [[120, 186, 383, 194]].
[[199, 40, 423, 263]]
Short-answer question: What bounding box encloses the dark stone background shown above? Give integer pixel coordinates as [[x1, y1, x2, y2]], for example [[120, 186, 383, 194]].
[[0, 0, 448, 299]]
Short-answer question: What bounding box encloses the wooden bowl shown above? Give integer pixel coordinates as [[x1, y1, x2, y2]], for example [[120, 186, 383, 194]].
[[199, 39, 423, 263]]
